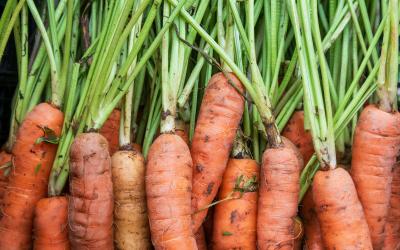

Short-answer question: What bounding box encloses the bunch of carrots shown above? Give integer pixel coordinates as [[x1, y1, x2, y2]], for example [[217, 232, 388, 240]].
[[0, 0, 398, 249]]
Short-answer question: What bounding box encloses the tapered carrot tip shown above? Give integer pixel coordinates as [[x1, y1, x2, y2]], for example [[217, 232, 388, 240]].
[[313, 168, 373, 250], [351, 104, 400, 249], [33, 197, 69, 250], [282, 111, 314, 164], [0, 102, 63, 249], [146, 134, 197, 250], [100, 108, 121, 155]]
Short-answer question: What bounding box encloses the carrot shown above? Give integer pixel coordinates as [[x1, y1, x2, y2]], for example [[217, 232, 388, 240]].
[[132, 143, 142, 153], [100, 108, 121, 155], [195, 226, 207, 250], [383, 162, 400, 250], [69, 133, 114, 249], [191, 72, 245, 232], [282, 111, 314, 164], [300, 189, 324, 250], [294, 217, 304, 250], [211, 158, 258, 250], [33, 197, 69, 250], [146, 134, 197, 249], [257, 138, 303, 249], [176, 120, 190, 145], [0, 151, 11, 202], [112, 149, 151, 249], [313, 168, 372, 249], [0, 103, 63, 249], [351, 104, 400, 249]]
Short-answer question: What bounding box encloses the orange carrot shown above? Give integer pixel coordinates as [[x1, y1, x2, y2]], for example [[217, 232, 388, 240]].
[[191, 72, 245, 232], [294, 217, 304, 250], [313, 168, 372, 249], [132, 143, 142, 153], [0, 151, 11, 202], [0, 103, 63, 249], [146, 134, 197, 249], [100, 108, 121, 155], [282, 111, 314, 164], [176, 120, 190, 145], [257, 138, 303, 249], [351, 105, 400, 249], [195, 226, 207, 250], [33, 197, 69, 250], [69, 133, 114, 249], [300, 190, 324, 250], [383, 162, 400, 250], [211, 158, 258, 250]]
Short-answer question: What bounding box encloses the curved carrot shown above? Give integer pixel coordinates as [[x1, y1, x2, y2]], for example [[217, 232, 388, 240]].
[[313, 168, 372, 249], [0, 103, 63, 249], [100, 108, 121, 155], [112, 149, 151, 249], [257, 138, 303, 249], [282, 111, 314, 164], [146, 134, 197, 249], [0, 151, 11, 202], [294, 217, 304, 250], [212, 158, 258, 250], [33, 196, 69, 250], [300, 190, 324, 250], [191, 72, 245, 232], [69, 133, 114, 249], [351, 105, 400, 249], [383, 162, 400, 250], [195, 226, 207, 250]]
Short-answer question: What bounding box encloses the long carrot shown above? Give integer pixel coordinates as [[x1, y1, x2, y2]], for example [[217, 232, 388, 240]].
[[146, 134, 197, 249], [0, 151, 11, 202], [33, 196, 69, 250], [282, 111, 314, 164], [257, 138, 303, 249], [100, 108, 121, 155], [351, 104, 400, 248], [383, 162, 400, 249], [212, 158, 258, 250], [195, 226, 207, 250], [112, 149, 151, 249], [68, 133, 114, 249], [191, 72, 245, 232], [313, 168, 372, 249], [0, 103, 63, 249], [300, 189, 324, 250]]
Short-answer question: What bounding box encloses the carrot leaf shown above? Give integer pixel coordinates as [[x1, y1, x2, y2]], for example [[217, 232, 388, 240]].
[[36, 126, 59, 145]]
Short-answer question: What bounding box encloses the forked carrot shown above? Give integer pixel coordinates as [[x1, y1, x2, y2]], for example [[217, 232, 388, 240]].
[[191, 72, 245, 232], [351, 105, 400, 249]]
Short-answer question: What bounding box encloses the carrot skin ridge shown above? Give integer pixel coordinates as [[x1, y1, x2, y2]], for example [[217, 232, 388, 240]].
[[191, 72, 245, 232], [351, 105, 400, 249], [313, 168, 373, 250], [0, 103, 63, 249], [68, 133, 114, 249], [257, 138, 303, 250], [212, 158, 259, 250], [146, 134, 197, 250], [33, 196, 69, 250]]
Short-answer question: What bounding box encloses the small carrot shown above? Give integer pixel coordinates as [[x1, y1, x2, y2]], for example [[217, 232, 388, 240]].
[[112, 149, 151, 249], [313, 168, 372, 249], [33, 197, 69, 250], [351, 105, 400, 249], [0, 103, 63, 249], [195, 226, 207, 250], [282, 111, 314, 164], [257, 138, 303, 249], [191, 72, 245, 232], [100, 108, 121, 155], [146, 134, 197, 249], [69, 133, 114, 249], [300, 190, 324, 250], [212, 158, 258, 250], [382, 162, 400, 250]]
